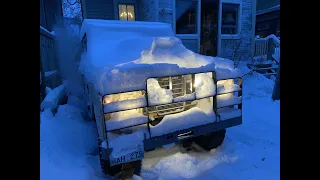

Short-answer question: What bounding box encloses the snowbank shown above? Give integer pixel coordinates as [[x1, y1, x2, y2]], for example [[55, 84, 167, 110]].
[[79, 20, 241, 95], [150, 107, 216, 137], [40, 105, 98, 180], [40, 85, 66, 112]]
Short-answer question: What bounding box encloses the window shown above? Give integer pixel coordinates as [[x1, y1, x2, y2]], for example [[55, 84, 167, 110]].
[[118, 4, 135, 21], [221, 3, 240, 35], [175, 1, 198, 34]]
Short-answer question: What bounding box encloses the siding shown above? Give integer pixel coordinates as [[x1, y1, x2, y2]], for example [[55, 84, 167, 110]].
[[84, 0, 115, 19], [158, 0, 173, 25], [220, 0, 254, 60], [138, 0, 158, 21]]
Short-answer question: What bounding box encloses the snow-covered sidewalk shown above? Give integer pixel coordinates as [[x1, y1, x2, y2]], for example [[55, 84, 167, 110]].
[[40, 70, 279, 180]]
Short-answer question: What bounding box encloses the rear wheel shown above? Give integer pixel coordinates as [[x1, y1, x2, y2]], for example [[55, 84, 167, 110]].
[[194, 129, 226, 151], [98, 139, 122, 176]]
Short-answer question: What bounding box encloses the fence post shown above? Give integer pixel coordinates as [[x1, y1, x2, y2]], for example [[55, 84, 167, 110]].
[[272, 63, 280, 100], [266, 38, 274, 61]]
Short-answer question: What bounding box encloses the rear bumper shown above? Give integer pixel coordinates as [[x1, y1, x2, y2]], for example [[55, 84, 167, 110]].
[[101, 117, 242, 160]]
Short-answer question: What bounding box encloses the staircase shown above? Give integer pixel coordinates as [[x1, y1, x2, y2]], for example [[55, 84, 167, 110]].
[[251, 34, 280, 78]]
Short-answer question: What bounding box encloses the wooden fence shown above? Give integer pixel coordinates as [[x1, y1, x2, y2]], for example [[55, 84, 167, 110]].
[[40, 26, 61, 89]]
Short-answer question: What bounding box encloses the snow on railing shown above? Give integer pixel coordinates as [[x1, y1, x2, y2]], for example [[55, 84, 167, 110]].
[[253, 34, 280, 63], [40, 26, 56, 38]]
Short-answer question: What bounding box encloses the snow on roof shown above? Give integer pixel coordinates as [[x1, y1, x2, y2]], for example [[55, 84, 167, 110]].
[[79, 19, 241, 95]]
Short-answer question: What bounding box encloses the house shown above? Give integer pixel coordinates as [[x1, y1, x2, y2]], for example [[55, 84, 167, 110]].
[[80, 0, 256, 60], [255, 0, 280, 38]]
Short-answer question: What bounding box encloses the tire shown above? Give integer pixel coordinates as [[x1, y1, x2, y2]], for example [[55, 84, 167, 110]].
[[134, 160, 142, 176], [194, 129, 226, 151], [98, 139, 122, 176]]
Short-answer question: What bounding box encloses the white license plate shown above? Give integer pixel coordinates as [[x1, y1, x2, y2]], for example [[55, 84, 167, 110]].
[[109, 146, 144, 166]]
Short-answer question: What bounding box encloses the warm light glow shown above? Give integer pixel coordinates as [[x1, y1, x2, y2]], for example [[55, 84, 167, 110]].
[[120, 12, 134, 18], [103, 96, 112, 104], [194, 78, 201, 87]]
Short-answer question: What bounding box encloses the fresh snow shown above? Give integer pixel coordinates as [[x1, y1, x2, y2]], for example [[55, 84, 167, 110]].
[[105, 109, 148, 131], [194, 73, 216, 99], [103, 97, 147, 113], [79, 20, 241, 95], [147, 78, 173, 106], [216, 93, 242, 108], [217, 79, 241, 94], [150, 107, 215, 137], [40, 85, 66, 111], [41, 68, 280, 180]]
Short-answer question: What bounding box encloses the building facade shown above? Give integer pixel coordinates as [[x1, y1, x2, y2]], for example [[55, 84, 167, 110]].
[[81, 0, 256, 60]]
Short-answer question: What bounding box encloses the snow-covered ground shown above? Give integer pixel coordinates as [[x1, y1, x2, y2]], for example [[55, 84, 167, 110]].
[[40, 69, 280, 180]]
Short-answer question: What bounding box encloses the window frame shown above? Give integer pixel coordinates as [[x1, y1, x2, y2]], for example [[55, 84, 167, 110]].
[[118, 4, 136, 21], [114, 0, 138, 21], [173, 0, 201, 53], [220, 0, 242, 39]]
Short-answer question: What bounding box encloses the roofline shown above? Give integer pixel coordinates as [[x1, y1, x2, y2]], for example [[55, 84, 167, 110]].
[[256, 5, 280, 16]]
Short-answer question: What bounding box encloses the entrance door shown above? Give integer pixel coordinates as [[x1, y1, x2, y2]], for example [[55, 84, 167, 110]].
[[200, 0, 219, 56]]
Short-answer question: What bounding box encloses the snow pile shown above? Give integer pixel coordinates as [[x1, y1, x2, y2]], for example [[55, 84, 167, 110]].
[[106, 109, 148, 131], [194, 73, 216, 99], [150, 107, 215, 137], [147, 78, 173, 106], [212, 57, 242, 80], [135, 37, 212, 68], [40, 85, 66, 111], [40, 105, 99, 180], [79, 20, 242, 95], [103, 97, 147, 113], [217, 79, 241, 94]]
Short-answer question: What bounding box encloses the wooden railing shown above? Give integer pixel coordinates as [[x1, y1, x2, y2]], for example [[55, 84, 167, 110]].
[[40, 26, 61, 89], [253, 34, 280, 63]]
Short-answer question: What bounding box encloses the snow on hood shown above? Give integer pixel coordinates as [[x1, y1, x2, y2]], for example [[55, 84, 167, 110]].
[[80, 36, 240, 95]]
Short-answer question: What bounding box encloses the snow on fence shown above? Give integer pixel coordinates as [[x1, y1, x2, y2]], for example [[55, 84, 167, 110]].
[[253, 34, 280, 63], [40, 26, 61, 89]]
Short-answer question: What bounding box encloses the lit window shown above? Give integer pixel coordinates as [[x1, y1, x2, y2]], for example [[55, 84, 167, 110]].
[[118, 4, 135, 21], [221, 3, 240, 35]]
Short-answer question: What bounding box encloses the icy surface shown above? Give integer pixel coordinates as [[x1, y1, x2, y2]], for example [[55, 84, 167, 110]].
[[150, 107, 215, 137], [105, 109, 148, 131], [147, 78, 173, 106], [216, 93, 242, 108], [40, 85, 65, 111], [103, 97, 147, 113]]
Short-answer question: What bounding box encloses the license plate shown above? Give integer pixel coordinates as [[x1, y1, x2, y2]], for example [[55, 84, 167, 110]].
[[109, 145, 144, 166]]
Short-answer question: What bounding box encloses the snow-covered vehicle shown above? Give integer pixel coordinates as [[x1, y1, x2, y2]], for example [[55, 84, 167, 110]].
[[77, 19, 243, 178]]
